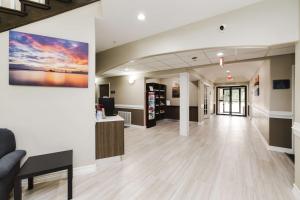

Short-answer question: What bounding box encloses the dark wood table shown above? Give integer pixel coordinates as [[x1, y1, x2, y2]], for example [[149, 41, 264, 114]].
[[14, 150, 73, 200]]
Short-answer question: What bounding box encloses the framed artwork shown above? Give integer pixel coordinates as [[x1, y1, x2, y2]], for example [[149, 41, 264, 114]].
[[273, 79, 290, 89], [9, 31, 89, 88], [254, 75, 260, 96], [172, 82, 180, 98]]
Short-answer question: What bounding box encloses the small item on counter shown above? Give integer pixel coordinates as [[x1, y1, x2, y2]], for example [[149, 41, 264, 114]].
[[96, 104, 106, 120]]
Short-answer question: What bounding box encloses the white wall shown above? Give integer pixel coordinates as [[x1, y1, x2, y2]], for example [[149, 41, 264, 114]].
[[0, 3, 101, 167]]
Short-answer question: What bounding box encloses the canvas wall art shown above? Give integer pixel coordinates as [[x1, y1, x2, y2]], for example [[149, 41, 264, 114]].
[[9, 31, 89, 88], [172, 82, 180, 98], [254, 75, 260, 96]]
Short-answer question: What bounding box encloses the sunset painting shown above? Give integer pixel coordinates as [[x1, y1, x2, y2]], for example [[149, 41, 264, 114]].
[[9, 31, 89, 88]]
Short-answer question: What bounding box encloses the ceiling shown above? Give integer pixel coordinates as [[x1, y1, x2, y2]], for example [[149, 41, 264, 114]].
[[96, 0, 262, 52], [102, 43, 295, 81], [194, 60, 264, 83]]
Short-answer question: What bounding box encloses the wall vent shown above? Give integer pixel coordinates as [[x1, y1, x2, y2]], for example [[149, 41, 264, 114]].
[[118, 111, 131, 126]]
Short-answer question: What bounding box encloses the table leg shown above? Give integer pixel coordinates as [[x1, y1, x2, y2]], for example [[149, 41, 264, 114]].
[[14, 177, 22, 200], [28, 177, 34, 190], [67, 167, 73, 199]]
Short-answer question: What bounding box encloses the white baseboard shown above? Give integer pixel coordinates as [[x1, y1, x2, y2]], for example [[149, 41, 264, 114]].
[[128, 124, 146, 129], [74, 164, 97, 176], [293, 184, 300, 200], [268, 145, 294, 154], [251, 121, 293, 154], [96, 155, 122, 165], [198, 121, 204, 126], [21, 163, 96, 186]]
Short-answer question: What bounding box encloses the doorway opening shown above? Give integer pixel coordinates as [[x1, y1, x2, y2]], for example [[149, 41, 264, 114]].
[[216, 86, 247, 117], [99, 84, 110, 98]]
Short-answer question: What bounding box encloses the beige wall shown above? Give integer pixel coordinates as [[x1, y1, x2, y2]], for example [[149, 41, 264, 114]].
[[250, 59, 271, 111], [270, 54, 295, 112], [250, 59, 270, 142], [159, 77, 198, 107], [249, 54, 294, 113], [0, 3, 100, 167], [96, 0, 299, 74], [105, 75, 145, 106], [145, 78, 161, 84], [250, 55, 294, 145]]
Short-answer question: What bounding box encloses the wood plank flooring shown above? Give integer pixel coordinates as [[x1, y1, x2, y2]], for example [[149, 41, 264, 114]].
[[18, 116, 295, 200]]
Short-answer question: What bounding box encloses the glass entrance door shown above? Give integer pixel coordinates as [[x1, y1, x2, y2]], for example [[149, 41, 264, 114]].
[[216, 86, 247, 116], [231, 88, 241, 114]]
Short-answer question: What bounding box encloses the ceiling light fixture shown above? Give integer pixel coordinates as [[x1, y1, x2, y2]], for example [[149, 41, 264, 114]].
[[217, 52, 224, 57], [226, 70, 230, 73], [137, 13, 146, 21]]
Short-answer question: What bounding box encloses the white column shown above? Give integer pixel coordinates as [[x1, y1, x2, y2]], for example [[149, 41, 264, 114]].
[[180, 72, 189, 136], [10, 0, 15, 9]]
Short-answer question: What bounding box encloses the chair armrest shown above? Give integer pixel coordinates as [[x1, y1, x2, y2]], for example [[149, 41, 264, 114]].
[[0, 150, 26, 179]]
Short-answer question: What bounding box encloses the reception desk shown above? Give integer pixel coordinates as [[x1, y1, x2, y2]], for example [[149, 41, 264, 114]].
[[95, 115, 124, 159]]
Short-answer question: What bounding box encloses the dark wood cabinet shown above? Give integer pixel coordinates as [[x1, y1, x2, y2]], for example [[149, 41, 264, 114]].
[[95, 119, 124, 159]]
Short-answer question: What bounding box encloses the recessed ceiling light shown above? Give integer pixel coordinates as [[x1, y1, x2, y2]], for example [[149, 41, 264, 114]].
[[217, 52, 224, 57], [226, 70, 230, 73], [130, 60, 135, 63], [137, 13, 146, 21]]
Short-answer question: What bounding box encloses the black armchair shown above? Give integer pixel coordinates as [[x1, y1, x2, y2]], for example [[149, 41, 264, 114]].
[[0, 129, 26, 200]]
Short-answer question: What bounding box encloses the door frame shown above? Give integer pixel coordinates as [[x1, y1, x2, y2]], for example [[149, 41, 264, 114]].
[[216, 86, 247, 117]]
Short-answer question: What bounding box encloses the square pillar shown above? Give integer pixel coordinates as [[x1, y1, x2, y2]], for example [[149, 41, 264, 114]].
[[180, 72, 189, 136]]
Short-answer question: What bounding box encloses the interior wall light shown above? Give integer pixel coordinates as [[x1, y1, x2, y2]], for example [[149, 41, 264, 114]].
[[128, 76, 136, 84]]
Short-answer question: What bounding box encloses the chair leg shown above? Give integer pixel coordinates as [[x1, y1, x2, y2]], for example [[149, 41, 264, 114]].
[[28, 177, 34, 190], [14, 177, 22, 200]]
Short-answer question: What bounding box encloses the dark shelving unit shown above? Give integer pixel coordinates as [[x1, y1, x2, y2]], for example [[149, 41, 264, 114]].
[[146, 83, 167, 128]]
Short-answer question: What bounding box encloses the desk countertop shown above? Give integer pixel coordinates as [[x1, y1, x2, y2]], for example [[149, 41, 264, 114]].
[[96, 115, 124, 123]]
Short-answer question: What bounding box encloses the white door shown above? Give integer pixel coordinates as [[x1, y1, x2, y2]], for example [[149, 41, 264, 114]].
[[204, 85, 210, 119]]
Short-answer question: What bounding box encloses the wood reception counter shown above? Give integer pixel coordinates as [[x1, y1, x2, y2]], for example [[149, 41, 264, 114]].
[[95, 116, 124, 159]]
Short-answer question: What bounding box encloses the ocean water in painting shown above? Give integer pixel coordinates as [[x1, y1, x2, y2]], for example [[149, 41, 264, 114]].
[[9, 31, 89, 88]]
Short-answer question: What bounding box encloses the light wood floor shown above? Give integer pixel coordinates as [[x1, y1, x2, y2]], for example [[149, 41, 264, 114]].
[[19, 116, 295, 200]]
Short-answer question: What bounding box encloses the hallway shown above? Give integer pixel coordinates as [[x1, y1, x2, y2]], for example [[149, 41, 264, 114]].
[[22, 116, 295, 200]]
